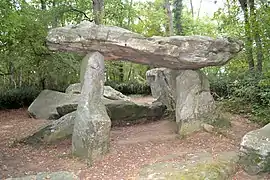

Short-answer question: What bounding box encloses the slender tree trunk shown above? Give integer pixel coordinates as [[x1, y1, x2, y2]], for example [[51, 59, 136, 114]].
[[40, 78, 46, 90], [52, 0, 58, 27], [189, 0, 194, 18], [40, 0, 46, 10], [197, 0, 202, 19], [3, 75, 6, 85], [9, 62, 16, 88], [239, 0, 254, 71], [92, 0, 104, 24], [226, 0, 231, 16], [127, 0, 133, 28], [119, 62, 124, 82], [127, 64, 133, 81], [173, 0, 184, 35], [19, 67, 22, 87], [165, 0, 174, 36], [249, 0, 264, 72]]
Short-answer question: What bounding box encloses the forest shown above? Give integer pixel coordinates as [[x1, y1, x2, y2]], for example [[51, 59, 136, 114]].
[[1, 0, 270, 124]]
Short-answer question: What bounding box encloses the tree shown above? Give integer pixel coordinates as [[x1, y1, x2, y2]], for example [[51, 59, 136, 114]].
[[249, 0, 264, 72], [173, 0, 184, 35], [238, 0, 255, 71], [164, 0, 174, 36], [92, 0, 104, 24]]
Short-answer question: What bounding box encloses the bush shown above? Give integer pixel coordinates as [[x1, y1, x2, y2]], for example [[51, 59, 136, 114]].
[[0, 86, 41, 109], [209, 72, 270, 125], [105, 81, 151, 95]]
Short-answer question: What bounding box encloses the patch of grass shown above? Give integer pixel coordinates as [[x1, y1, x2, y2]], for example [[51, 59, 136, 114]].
[[218, 99, 270, 126], [166, 160, 235, 180], [204, 107, 232, 129]]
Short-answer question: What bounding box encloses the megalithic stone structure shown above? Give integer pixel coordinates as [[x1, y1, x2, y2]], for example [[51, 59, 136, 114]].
[[72, 52, 111, 164], [46, 21, 243, 150]]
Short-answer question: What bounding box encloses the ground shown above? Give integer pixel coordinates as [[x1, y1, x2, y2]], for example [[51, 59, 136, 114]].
[[0, 97, 270, 180]]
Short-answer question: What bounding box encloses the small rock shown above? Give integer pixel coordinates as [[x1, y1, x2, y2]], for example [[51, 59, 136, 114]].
[[202, 123, 214, 133], [2, 164, 8, 171]]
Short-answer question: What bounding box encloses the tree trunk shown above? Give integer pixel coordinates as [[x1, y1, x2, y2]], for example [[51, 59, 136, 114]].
[[127, 0, 133, 28], [249, 0, 264, 72], [92, 0, 104, 25], [165, 0, 174, 36], [197, 0, 203, 18], [9, 62, 16, 88], [189, 0, 194, 18], [40, 0, 46, 10], [173, 0, 184, 35], [40, 78, 46, 90], [119, 62, 124, 82], [52, 0, 58, 28], [238, 0, 254, 71], [127, 64, 133, 81], [19, 67, 22, 87]]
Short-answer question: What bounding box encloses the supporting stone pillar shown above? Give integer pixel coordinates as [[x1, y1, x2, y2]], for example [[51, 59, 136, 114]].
[[175, 70, 215, 136], [146, 68, 181, 110], [72, 52, 111, 164]]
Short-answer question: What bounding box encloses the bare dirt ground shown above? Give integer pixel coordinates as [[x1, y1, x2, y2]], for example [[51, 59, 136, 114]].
[[0, 98, 270, 179]]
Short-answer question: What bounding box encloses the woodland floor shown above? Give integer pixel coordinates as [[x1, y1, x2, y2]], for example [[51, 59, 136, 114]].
[[1, 97, 270, 180]]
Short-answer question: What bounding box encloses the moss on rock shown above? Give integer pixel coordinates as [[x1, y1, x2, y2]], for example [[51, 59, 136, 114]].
[[138, 151, 239, 180]]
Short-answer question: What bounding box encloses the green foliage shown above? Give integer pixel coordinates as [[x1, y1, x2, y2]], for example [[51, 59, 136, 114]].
[[209, 71, 270, 125], [105, 81, 151, 95], [0, 86, 41, 109]]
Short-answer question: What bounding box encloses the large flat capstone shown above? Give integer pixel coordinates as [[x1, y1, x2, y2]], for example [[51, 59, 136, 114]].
[[46, 21, 242, 70]]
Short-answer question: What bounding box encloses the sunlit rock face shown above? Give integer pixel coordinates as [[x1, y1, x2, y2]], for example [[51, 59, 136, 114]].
[[46, 21, 242, 70]]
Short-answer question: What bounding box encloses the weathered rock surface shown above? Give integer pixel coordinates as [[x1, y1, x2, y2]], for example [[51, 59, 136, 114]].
[[137, 151, 239, 180], [28, 90, 79, 120], [6, 171, 79, 180], [72, 52, 111, 163], [103, 85, 130, 101], [21, 112, 76, 144], [146, 68, 182, 110], [65, 83, 81, 94], [106, 100, 166, 126], [65, 83, 130, 101], [46, 21, 242, 70], [21, 100, 166, 144], [240, 123, 270, 175], [175, 70, 215, 135]]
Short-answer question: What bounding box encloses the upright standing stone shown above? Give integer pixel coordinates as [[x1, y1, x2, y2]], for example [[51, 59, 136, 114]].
[[146, 68, 182, 110], [72, 52, 111, 164], [176, 70, 215, 135]]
